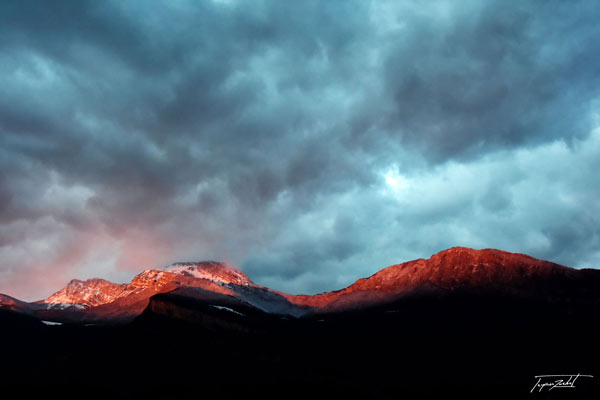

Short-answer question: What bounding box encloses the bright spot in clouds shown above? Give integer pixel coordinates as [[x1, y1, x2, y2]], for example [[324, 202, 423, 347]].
[[383, 166, 408, 194]]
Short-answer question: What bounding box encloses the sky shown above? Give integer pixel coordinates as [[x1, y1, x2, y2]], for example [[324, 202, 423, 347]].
[[1, 0, 600, 301]]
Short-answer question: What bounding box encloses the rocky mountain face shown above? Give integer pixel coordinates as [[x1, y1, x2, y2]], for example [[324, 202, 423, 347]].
[[283, 246, 595, 311], [164, 261, 252, 286], [41, 262, 248, 310], [1, 247, 599, 323], [44, 278, 131, 308], [14, 261, 303, 322], [0, 293, 32, 314]]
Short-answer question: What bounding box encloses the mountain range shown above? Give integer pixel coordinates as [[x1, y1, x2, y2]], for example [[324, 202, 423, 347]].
[[2, 246, 598, 323], [2, 247, 599, 398]]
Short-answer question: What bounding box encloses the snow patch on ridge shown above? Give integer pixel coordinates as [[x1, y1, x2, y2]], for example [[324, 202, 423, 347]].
[[210, 305, 245, 316], [45, 302, 88, 310], [41, 320, 63, 326]]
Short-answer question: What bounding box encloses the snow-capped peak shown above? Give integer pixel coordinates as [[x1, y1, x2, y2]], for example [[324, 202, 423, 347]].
[[39, 261, 252, 311], [164, 261, 252, 286]]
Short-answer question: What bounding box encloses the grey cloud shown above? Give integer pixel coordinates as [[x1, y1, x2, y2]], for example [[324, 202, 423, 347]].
[[377, 1, 600, 162], [0, 0, 599, 300]]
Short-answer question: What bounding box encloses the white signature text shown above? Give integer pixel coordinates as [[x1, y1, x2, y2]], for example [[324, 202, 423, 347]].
[[530, 374, 593, 393]]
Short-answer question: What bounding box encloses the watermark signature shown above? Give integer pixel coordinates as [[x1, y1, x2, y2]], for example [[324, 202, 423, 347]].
[[530, 374, 594, 393]]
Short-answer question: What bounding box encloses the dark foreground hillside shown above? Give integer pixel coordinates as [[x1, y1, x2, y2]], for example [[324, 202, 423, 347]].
[[2, 288, 599, 400]]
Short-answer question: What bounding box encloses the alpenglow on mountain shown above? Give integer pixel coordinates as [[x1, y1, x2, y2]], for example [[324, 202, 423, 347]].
[[1, 247, 599, 324]]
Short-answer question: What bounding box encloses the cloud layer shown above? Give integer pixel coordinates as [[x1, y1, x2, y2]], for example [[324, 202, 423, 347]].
[[1, 0, 599, 300]]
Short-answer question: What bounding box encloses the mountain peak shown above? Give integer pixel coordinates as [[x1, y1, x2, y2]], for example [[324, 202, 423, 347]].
[[40, 261, 253, 310], [164, 261, 252, 286], [426, 247, 567, 273], [283, 247, 574, 311], [431, 246, 534, 260], [368, 246, 568, 287], [45, 278, 130, 308]]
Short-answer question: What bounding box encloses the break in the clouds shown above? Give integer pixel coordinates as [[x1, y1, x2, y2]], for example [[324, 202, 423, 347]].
[[1, 0, 599, 300]]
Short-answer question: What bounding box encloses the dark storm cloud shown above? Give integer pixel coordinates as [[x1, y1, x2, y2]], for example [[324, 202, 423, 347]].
[[0, 0, 599, 299], [377, 2, 600, 162]]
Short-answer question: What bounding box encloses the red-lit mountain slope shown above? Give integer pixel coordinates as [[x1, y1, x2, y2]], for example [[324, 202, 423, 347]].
[[1, 247, 598, 323], [281, 247, 597, 312], [24, 261, 305, 322]]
